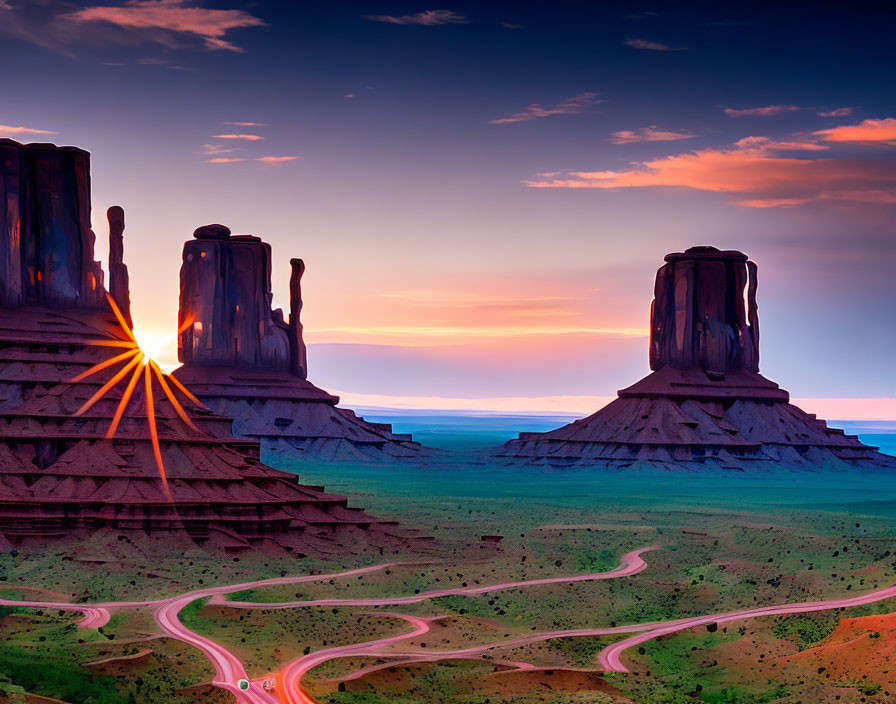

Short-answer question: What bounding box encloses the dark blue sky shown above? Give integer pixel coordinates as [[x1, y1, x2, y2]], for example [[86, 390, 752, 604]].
[[2, 1, 894, 415]]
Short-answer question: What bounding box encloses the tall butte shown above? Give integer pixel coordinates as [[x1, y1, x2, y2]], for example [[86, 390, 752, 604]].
[[172, 226, 428, 462], [0, 138, 414, 552], [498, 246, 896, 471]]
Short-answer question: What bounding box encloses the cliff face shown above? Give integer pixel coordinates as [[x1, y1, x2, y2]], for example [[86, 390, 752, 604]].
[[497, 246, 896, 472], [173, 225, 428, 462], [0, 139, 106, 310]]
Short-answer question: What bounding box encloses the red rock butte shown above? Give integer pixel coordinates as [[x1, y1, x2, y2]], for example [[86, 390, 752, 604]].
[[0, 138, 415, 552], [497, 246, 896, 471], [172, 224, 429, 463]]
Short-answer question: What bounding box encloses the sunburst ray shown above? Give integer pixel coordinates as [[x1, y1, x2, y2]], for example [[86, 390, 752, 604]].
[[105, 361, 144, 439], [149, 360, 200, 432], [144, 365, 173, 501], [70, 348, 140, 383], [74, 352, 144, 417]]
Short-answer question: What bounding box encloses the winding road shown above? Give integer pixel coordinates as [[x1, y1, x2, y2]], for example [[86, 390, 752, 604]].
[[5, 543, 896, 703]]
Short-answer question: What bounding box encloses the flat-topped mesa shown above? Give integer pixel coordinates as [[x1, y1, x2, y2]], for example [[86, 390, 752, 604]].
[[174, 226, 429, 463], [650, 246, 759, 378], [0, 139, 106, 310], [496, 245, 896, 472]]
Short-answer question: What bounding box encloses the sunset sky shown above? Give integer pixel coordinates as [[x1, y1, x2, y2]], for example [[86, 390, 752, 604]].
[[2, 1, 895, 417]]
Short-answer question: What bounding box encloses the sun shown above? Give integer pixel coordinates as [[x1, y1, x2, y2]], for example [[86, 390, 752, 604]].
[[68, 293, 206, 500], [131, 327, 176, 367]]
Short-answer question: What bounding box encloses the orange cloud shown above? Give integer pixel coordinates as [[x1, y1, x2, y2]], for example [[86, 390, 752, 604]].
[[814, 118, 896, 146], [63, 0, 265, 52], [256, 155, 299, 164], [222, 121, 266, 126], [724, 105, 801, 117], [0, 124, 57, 136], [525, 137, 896, 207], [212, 133, 264, 141], [610, 126, 694, 144], [206, 157, 246, 163], [307, 324, 647, 347], [490, 92, 601, 125]]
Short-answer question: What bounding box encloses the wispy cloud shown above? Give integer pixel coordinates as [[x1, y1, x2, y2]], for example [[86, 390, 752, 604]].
[[0, 124, 57, 136], [524, 135, 896, 208], [134, 56, 189, 69], [723, 105, 801, 117], [817, 107, 854, 118], [732, 136, 828, 152], [222, 121, 266, 127], [256, 155, 300, 164], [500, 22, 523, 29], [207, 155, 300, 165], [363, 9, 469, 26], [610, 126, 694, 144], [490, 92, 601, 125], [62, 0, 266, 52], [814, 118, 896, 146], [309, 324, 646, 338], [212, 133, 264, 141], [199, 143, 237, 155], [624, 38, 684, 51]]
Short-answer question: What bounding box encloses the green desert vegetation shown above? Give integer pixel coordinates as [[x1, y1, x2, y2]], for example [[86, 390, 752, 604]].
[[4, 464, 896, 703]]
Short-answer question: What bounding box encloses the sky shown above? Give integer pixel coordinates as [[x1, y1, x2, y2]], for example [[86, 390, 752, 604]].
[[2, 1, 895, 417]]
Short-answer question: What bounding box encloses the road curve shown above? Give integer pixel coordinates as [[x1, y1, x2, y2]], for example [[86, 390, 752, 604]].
[[214, 546, 663, 612], [0, 597, 115, 629], [277, 613, 436, 704], [596, 581, 896, 672]]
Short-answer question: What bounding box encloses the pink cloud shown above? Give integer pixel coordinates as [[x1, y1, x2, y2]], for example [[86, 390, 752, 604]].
[[62, 0, 265, 52], [206, 157, 246, 163], [525, 137, 896, 208], [623, 38, 684, 51], [256, 156, 300, 164], [724, 105, 802, 117], [610, 126, 694, 144], [814, 118, 896, 146], [212, 133, 264, 141], [490, 92, 600, 125], [363, 10, 469, 26], [222, 121, 266, 127], [0, 124, 57, 136]]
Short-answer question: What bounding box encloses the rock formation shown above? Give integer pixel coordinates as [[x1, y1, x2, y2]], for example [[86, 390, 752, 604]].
[[0, 139, 415, 551], [173, 226, 428, 463], [107, 205, 131, 328], [497, 246, 896, 471]]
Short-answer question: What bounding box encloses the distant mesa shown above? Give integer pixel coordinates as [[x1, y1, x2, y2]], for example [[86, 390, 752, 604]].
[[0, 138, 418, 551], [172, 223, 430, 463], [496, 245, 896, 471]]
